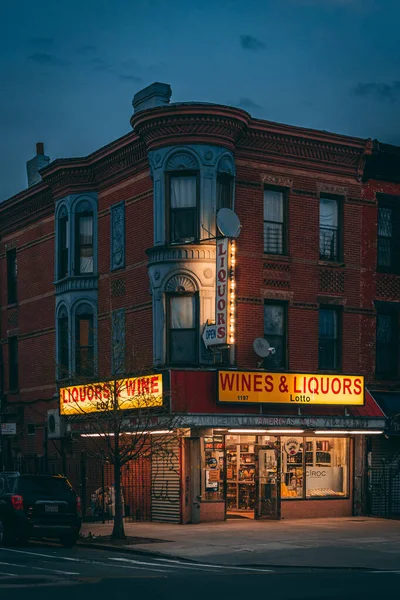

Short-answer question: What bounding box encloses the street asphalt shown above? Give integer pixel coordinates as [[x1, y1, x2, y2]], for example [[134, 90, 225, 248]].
[[0, 541, 399, 599]]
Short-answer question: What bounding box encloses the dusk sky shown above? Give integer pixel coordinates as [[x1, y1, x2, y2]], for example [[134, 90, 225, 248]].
[[1, 0, 399, 201]]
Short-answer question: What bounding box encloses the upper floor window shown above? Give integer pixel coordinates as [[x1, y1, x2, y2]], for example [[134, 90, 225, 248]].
[[264, 302, 287, 369], [76, 212, 94, 274], [378, 197, 400, 272], [264, 189, 286, 254], [167, 293, 198, 364], [7, 248, 17, 304], [169, 174, 198, 244], [376, 306, 399, 377], [318, 307, 340, 371], [8, 336, 18, 391], [58, 209, 69, 279], [217, 173, 233, 213], [75, 304, 95, 376], [58, 307, 69, 380], [319, 197, 340, 262]]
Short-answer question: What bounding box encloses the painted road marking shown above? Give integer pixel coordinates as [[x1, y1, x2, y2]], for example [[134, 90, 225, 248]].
[[111, 556, 274, 573], [0, 548, 81, 562], [153, 557, 275, 573], [0, 560, 79, 576]]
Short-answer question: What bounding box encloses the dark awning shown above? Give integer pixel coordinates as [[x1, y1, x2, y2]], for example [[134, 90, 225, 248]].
[[367, 390, 400, 435]]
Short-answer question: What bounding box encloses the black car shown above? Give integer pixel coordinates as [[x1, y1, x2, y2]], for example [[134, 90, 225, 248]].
[[0, 472, 82, 546]]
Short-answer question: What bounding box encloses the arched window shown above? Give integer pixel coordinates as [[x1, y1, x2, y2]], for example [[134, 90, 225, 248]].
[[58, 306, 69, 379], [166, 152, 199, 244], [75, 303, 95, 376], [165, 274, 198, 364], [75, 201, 94, 275], [57, 206, 69, 279]]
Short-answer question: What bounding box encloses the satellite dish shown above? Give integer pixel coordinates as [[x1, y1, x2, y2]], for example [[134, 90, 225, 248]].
[[253, 338, 270, 358], [217, 208, 241, 239]]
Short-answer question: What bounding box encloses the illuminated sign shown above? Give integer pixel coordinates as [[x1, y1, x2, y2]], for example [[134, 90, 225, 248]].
[[215, 238, 229, 344], [60, 374, 163, 415], [218, 371, 364, 406]]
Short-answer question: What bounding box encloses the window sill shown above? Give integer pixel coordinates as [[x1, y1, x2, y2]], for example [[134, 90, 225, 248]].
[[318, 260, 345, 268], [376, 269, 400, 276], [7, 389, 19, 395], [263, 253, 290, 261], [6, 302, 18, 309]]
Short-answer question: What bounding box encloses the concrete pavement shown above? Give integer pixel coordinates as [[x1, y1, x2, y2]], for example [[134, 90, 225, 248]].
[[80, 517, 400, 570]]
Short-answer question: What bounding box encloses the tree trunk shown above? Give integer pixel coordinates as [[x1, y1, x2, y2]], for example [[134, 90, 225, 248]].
[[111, 447, 126, 539]]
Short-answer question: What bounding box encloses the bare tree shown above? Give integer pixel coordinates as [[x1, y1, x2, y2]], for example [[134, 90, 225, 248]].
[[60, 374, 183, 539]]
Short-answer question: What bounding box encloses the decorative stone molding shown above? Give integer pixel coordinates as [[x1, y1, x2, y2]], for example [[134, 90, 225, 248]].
[[261, 174, 293, 188], [261, 290, 294, 302], [203, 268, 213, 279], [110, 201, 125, 271], [316, 182, 348, 197], [131, 105, 250, 152], [55, 275, 98, 295], [218, 155, 235, 175], [166, 152, 198, 171], [165, 274, 197, 293], [147, 245, 216, 264], [111, 308, 126, 374]]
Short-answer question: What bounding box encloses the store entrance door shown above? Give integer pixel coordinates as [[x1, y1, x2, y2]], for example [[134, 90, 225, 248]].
[[255, 439, 281, 520]]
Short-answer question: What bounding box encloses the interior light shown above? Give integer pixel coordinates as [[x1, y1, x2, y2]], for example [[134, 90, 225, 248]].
[[314, 431, 352, 435], [266, 429, 304, 434], [228, 429, 268, 433]]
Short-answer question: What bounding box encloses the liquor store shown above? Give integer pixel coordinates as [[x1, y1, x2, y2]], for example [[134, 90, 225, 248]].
[[172, 370, 387, 522]]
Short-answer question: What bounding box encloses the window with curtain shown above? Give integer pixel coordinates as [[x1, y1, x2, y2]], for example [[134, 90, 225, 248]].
[[75, 305, 95, 376], [217, 174, 233, 211], [8, 336, 18, 390], [58, 308, 69, 379], [376, 309, 399, 377], [7, 248, 17, 304], [318, 308, 340, 370], [58, 211, 69, 279], [264, 303, 286, 369], [168, 294, 197, 364], [264, 190, 285, 254], [76, 213, 94, 274], [319, 197, 339, 261], [169, 175, 197, 243]]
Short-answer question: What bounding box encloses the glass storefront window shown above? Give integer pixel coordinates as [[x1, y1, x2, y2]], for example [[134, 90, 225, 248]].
[[201, 435, 225, 501], [305, 437, 349, 498], [281, 436, 304, 499]]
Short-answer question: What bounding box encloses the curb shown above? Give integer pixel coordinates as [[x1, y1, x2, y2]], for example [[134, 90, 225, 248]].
[[76, 542, 390, 571], [77, 541, 195, 562]]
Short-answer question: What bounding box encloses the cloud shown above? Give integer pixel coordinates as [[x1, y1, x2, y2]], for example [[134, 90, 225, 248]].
[[30, 37, 54, 47], [28, 53, 70, 67], [119, 74, 143, 83], [240, 35, 265, 52], [76, 44, 97, 55], [353, 81, 400, 102], [236, 97, 263, 111]]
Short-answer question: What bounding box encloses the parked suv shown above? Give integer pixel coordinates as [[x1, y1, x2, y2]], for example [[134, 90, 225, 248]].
[[0, 472, 82, 546]]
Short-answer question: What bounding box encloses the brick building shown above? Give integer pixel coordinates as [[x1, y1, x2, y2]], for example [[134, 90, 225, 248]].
[[0, 82, 399, 523]]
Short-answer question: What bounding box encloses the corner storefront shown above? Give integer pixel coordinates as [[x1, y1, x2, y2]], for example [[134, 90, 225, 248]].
[[171, 370, 387, 523]]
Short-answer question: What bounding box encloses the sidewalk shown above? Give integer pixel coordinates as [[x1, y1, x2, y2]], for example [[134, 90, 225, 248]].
[[80, 517, 400, 570]]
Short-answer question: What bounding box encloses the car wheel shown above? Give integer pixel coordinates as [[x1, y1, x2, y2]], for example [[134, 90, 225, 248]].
[[59, 532, 78, 547]]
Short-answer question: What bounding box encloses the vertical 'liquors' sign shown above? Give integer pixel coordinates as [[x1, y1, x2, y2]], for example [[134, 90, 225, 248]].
[[216, 237, 229, 344]]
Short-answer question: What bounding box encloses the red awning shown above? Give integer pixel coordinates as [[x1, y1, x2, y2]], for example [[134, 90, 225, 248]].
[[349, 389, 386, 418]]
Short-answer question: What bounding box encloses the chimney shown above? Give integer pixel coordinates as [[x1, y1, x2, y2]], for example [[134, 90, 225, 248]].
[[26, 142, 50, 187], [132, 82, 172, 114]]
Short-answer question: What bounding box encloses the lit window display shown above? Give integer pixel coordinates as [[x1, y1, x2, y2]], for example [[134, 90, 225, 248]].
[[305, 437, 349, 498], [281, 436, 304, 499], [202, 435, 225, 501]]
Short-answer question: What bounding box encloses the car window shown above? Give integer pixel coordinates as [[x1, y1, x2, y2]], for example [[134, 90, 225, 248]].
[[17, 476, 74, 496]]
